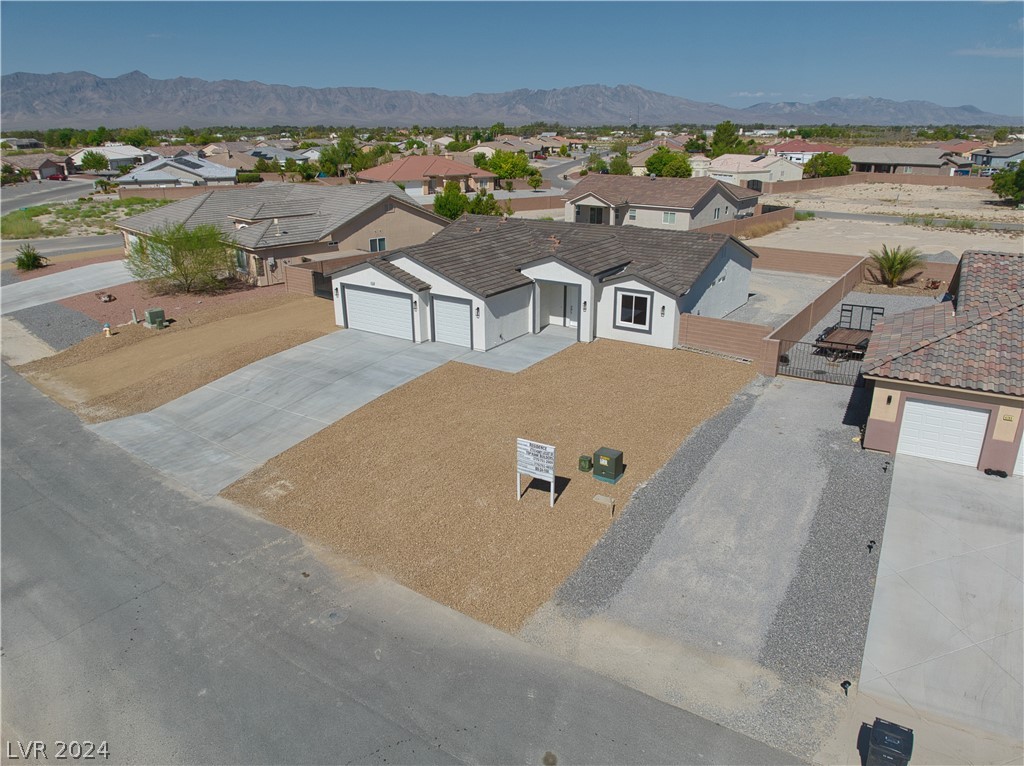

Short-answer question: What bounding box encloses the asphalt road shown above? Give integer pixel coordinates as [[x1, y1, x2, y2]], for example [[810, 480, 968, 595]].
[[1, 366, 797, 766], [0, 234, 122, 263], [1, 178, 95, 215]]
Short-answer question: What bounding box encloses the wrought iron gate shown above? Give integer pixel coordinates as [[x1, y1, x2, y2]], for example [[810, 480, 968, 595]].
[[777, 341, 864, 386]]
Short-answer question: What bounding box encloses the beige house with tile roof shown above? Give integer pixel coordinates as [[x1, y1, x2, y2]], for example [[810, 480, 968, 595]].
[[862, 250, 1024, 476]]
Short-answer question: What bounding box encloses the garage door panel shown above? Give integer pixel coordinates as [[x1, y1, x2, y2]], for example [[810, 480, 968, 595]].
[[432, 296, 472, 348], [897, 400, 988, 468], [344, 286, 413, 341]]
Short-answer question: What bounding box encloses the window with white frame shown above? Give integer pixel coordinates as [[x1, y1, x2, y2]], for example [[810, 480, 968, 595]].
[[614, 288, 653, 333], [628, 209, 637, 221], [662, 211, 676, 224], [714, 207, 721, 220], [370, 237, 386, 252]]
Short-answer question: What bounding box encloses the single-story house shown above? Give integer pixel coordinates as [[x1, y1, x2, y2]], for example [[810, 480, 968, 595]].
[[356, 155, 497, 195], [766, 139, 847, 165], [928, 140, 990, 158], [68, 144, 156, 171], [1, 152, 74, 179], [199, 141, 257, 158], [563, 175, 760, 229], [248, 146, 309, 165], [0, 137, 44, 149], [706, 153, 803, 190], [970, 142, 1024, 170], [117, 183, 449, 287], [330, 214, 758, 352], [116, 156, 237, 187], [145, 145, 200, 158], [463, 139, 544, 160], [844, 147, 967, 176], [862, 250, 1023, 476]]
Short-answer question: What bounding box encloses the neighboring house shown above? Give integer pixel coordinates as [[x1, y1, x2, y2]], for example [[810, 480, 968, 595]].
[[845, 147, 967, 176], [970, 142, 1024, 170], [248, 146, 309, 165], [117, 183, 448, 288], [465, 139, 544, 159], [1, 152, 74, 179], [862, 250, 1023, 476], [563, 175, 760, 230], [330, 214, 757, 352], [255, 138, 298, 150], [145, 145, 200, 158], [766, 139, 847, 165], [116, 156, 237, 187], [928, 139, 990, 158], [200, 141, 256, 158], [0, 137, 44, 149], [356, 155, 497, 195], [706, 153, 803, 190], [68, 144, 156, 170]]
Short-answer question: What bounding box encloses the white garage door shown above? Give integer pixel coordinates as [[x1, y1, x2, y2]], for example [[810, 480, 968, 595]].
[[344, 286, 413, 341], [896, 399, 989, 467], [432, 296, 472, 347]]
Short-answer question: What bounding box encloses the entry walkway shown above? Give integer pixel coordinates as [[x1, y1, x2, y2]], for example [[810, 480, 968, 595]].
[[455, 325, 577, 373], [90, 331, 464, 497], [859, 456, 1023, 741], [1, 260, 133, 314]]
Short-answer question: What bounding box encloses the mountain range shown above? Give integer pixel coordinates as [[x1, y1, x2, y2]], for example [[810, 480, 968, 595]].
[[1, 71, 1019, 129]]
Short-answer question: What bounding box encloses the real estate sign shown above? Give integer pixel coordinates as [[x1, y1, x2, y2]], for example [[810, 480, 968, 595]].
[[516, 438, 556, 507]]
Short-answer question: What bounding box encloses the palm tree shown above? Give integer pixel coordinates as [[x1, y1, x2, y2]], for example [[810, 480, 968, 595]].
[[868, 245, 923, 287]]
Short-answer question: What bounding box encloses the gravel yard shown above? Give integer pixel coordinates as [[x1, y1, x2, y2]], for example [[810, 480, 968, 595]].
[[18, 292, 336, 422], [221, 341, 757, 633], [763, 182, 1018, 223], [521, 377, 893, 762], [8, 301, 101, 350]]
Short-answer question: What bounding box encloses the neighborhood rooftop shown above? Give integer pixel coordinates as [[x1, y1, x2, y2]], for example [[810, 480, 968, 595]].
[[565, 174, 759, 209]]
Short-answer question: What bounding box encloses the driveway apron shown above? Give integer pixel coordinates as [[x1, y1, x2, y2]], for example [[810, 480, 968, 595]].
[[1, 260, 133, 314], [859, 455, 1023, 740], [89, 331, 464, 497]]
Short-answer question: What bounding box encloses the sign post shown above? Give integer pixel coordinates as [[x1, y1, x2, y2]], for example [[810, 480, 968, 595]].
[[516, 438, 556, 508]]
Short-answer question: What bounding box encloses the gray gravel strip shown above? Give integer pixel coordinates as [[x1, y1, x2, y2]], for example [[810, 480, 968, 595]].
[[551, 375, 766, 618], [9, 301, 101, 350], [1, 269, 21, 287]]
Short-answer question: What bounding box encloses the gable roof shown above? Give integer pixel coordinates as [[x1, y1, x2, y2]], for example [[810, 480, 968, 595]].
[[356, 155, 497, 183], [845, 146, 955, 167], [564, 174, 759, 210], [118, 183, 442, 251], [769, 139, 847, 155], [354, 215, 755, 299], [1, 152, 69, 169], [970, 142, 1024, 159], [119, 155, 236, 183], [708, 153, 797, 172], [862, 251, 1024, 396]]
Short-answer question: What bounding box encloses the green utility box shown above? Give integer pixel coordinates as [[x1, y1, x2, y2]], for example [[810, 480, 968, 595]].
[[593, 447, 624, 484], [579, 454, 593, 473], [144, 308, 166, 329]]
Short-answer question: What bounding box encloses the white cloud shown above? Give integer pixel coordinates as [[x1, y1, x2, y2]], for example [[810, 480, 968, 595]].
[[953, 46, 1023, 58]]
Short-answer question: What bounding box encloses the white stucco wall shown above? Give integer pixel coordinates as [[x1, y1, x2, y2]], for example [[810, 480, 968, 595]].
[[390, 255, 489, 350], [677, 242, 753, 318], [520, 259, 596, 342], [595, 278, 678, 349], [332, 265, 430, 341], [688, 191, 741, 228], [484, 285, 532, 349], [626, 206, 692, 230]]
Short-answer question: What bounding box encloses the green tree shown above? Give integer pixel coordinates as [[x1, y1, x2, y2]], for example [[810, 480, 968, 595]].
[[126, 223, 236, 293], [488, 149, 530, 179], [993, 127, 1011, 142], [120, 126, 154, 148], [466, 191, 508, 216], [803, 153, 852, 178], [527, 174, 543, 191], [685, 136, 707, 153], [610, 139, 629, 156], [708, 121, 747, 158], [645, 146, 690, 176], [990, 165, 1024, 205], [609, 154, 632, 175], [587, 153, 608, 173], [868, 245, 923, 287], [318, 145, 345, 176], [558, 144, 569, 158], [253, 157, 282, 174], [433, 180, 469, 220], [79, 150, 109, 172], [660, 155, 693, 178]]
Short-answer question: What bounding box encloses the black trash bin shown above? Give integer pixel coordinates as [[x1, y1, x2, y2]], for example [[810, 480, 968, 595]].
[[866, 718, 914, 766]]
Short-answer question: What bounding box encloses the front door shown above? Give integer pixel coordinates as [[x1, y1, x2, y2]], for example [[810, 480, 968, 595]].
[[565, 285, 579, 328]]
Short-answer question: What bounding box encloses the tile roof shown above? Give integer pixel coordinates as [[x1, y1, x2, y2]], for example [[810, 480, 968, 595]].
[[356, 155, 496, 183], [360, 215, 752, 299], [708, 153, 795, 172], [845, 146, 954, 167], [374, 260, 431, 292], [119, 155, 236, 182], [970, 142, 1024, 159], [1, 152, 69, 169], [862, 251, 1024, 396], [565, 174, 759, 209], [118, 182, 432, 251], [769, 139, 847, 155]]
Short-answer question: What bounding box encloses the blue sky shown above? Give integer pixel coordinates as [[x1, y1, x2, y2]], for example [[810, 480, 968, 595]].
[[2, 1, 1022, 117]]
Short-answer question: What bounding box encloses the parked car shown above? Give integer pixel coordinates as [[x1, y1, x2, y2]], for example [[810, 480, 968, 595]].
[[46, 173, 68, 181]]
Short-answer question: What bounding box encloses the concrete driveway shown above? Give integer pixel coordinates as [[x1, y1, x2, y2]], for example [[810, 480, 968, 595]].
[[859, 455, 1023, 741], [1, 260, 132, 314], [90, 331, 464, 497]]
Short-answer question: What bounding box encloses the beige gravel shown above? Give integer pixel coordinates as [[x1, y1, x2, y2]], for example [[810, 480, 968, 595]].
[[762, 182, 1019, 223], [222, 340, 756, 633]]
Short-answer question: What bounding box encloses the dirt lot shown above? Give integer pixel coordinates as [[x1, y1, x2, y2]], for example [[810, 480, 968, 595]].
[[762, 182, 1018, 223], [749, 216, 1022, 257], [222, 341, 756, 633], [0, 249, 124, 279], [18, 292, 336, 422]]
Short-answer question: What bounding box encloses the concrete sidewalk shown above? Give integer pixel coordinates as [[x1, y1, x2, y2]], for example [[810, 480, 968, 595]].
[[456, 326, 577, 373], [0, 260, 132, 314], [90, 331, 464, 497]]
